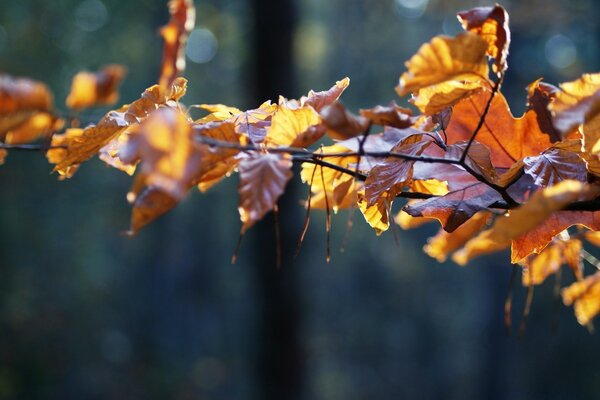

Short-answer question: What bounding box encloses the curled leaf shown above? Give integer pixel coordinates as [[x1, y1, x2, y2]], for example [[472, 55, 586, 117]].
[[159, 0, 196, 89], [66, 65, 127, 110], [457, 5, 510, 74], [562, 270, 600, 325]]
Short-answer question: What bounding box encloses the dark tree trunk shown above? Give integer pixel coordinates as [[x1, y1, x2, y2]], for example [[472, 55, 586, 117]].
[[250, 1, 305, 400]]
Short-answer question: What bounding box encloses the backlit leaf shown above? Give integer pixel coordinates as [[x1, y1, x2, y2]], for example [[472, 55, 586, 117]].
[[238, 153, 293, 232], [457, 5, 510, 74], [396, 32, 489, 96], [562, 270, 600, 325], [159, 0, 195, 89], [66, 65, 126, 110]]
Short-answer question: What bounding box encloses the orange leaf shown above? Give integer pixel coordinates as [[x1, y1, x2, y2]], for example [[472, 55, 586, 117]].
[[159, 0, 195, 89], [49, 78, 188, 177], [457, 5, 510, 74], [445, 89, 555, 168], [238, 153, 293, 232], [66, 65, 126, 110], [129, 187, 178, 235], [562, 270, 600, 325], [521, 243, 563, 286], [424, 211, 491, 262]]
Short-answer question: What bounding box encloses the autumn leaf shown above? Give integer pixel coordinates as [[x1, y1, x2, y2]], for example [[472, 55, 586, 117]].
[[320, 101, 370, 141], [129, 187, 178, 235], [301, 77, 350, 112], [453, 180, 599, 265], [521, 243, 562, 287], [526, 78, 561, 141], [405, 181, 502, 232], [412, 80, 483, 115], [364, 134, 431, 205], [0, 74, 55, 147], [397, 32, 489, 96], [457, 5, 510, 74], [159, 0, 195, 89], [549, 73, 600, 142], [424, 211, 491, 262], [358, 191, 391, 235], [359, 102, 415, 128], [264, 103, 324, 148], [445, 89, 555, 168], [229, 101, 277, 144], [49, 78, 188, 177], [238, 153, 293, 232], [522, 148, 587, 187], [66, 65, 126, 110], [562, 270, 600, 325], [446, 141, 497, 183]]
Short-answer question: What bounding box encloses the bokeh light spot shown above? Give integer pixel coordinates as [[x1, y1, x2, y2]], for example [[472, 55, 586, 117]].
[[75, 0, 108, 32], [186, 28, 218, 64], [545, 34, 577, 69]]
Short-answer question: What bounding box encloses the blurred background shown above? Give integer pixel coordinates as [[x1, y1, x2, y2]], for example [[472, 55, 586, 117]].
[[0, 0, 599, 399]]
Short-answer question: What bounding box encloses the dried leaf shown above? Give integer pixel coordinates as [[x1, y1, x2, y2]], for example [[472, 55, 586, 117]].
[[396, 32, 489, 96], [359, 102, 415, 128], [264, 104, 324, 148], [358, 191, 391, 235], [238, 153, 293, 232], [457, 5, 510, 74], [321, 101, 370, 140], [159, 0, 195, 89], [549, 73, 600, 140], [562, 270, 600, 325], [412, 80, 483, 115], [364, 134, 431, 205], [522, 148, 587, 187], [453, 180, 597, 265], [301, 77, 350, 112], [129, 187, 178, 235], [446, 141, 497, 182], [50, 78, 188, 177], [425, 211, 491, 262], [66, 65, 126, 110], [405, 182, 501, 232]]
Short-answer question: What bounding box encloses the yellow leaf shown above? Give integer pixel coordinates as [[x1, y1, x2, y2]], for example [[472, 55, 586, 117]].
[[358, 191, 390, 235], [264, 104, 323, 148], [396, 32, 489, 96], [521, 243, 562, 286], [562, 270, 600, 325], [412, 80, 482, 115], [66, 65, 126, 110]]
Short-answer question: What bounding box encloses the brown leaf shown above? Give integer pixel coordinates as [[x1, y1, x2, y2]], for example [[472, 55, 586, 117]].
[[396, 32, 489, 96], [526, 78, 561, 141], [364, 134, 431, 205], [229, 101, 277, 144], [445, 89, 555, 168], [359, 102, 415, 128], [562, 270, 600, 325], [405, 182, 502, 232], [453, 180, 598, 265], [457, 5, 510, 74], [159, 0, 195, 89], [321, 101, 370, 141], [66, 65, 126, 110], [446, 141, 497, 183], [521, 243, 562, 286], [238, 153, 293, 232], [301, 77, 350, 112], [522, 148, 587, 187]]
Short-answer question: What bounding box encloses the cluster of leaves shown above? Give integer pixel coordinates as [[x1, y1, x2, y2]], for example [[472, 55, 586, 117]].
[[2, 1, 600, 328]]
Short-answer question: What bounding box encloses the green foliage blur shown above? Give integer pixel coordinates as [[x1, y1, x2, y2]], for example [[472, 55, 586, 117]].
[[0, 0, 599, 399]]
